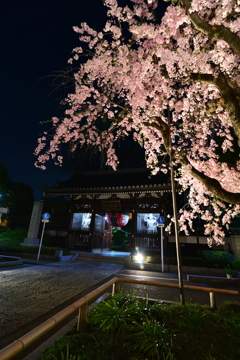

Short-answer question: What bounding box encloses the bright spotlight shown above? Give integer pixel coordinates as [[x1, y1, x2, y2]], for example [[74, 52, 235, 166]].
[[135, 253, 144, 262]]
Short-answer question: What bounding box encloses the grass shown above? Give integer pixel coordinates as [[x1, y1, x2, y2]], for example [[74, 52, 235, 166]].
[[0, 229, 70, 255], [38, 291, 240, 360]]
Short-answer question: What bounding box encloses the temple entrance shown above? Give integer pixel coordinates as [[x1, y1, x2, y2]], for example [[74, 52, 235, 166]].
[[135, 213, 161, 253], [68, 212, 92, 249]]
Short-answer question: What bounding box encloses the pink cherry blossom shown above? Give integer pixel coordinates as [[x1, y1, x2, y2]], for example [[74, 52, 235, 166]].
[[35, 0, 240, 245]]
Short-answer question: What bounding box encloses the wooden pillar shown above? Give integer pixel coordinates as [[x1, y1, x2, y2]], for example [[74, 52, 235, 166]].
[[209, 291, 217, 309], [112, 281, 119, 295], [77, 303, 88, 332], [89, 211, 95, 250], [131, 208, 136, 253]]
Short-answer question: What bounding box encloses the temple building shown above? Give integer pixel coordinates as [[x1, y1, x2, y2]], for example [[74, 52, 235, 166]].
[[42, 168, 175, 254], [42, 167, 239, 257]]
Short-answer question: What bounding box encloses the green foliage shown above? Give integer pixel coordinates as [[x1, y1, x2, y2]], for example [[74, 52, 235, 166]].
[[0, 229, 27, 240], [88, 292, 144, 334], [181, 257, 208, 267], [0, 229, 70, 255], [201, 251, 236, 268], [217, 252, 236, 268], [201, 251, 218, 266], [111, 219, 132, 248], [42, 196, 70, 225], [42, 233, 66, 248], [38, 292, 240, 360], [127, 319, 174, 360], [6, 182, 34, 227], [48, 343, 81, 360], [225, 264, 233, 275], [112, 229, 130, 246], [232, 259, 240, 270], [0, 162, 11, 206], [38, 334, 92, 360]]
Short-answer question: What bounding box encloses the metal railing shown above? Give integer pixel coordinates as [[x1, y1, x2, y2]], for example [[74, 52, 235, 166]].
[[0, 277, 239, 360]]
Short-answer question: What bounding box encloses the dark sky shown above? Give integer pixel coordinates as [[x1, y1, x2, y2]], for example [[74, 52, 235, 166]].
[[1, 0, 167, 201], [1, 0, 107, 200]]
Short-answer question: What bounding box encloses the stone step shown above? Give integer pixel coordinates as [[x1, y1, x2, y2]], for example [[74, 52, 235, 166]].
[[75, 254, 125, 264]]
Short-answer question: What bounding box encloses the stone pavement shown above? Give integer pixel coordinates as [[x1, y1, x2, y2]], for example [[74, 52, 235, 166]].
[[0, 259, 124, 351]]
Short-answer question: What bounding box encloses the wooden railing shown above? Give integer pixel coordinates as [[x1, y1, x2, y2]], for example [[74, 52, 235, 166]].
[[0, 277, 239, 360]]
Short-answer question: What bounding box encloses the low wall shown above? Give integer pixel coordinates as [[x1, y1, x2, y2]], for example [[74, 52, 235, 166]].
[[231, 235, 240, 259], [187, 274, 240, 284], [0, 251, 73, 262], [0, 255, 23, 267], [124, 255, 238, 277]]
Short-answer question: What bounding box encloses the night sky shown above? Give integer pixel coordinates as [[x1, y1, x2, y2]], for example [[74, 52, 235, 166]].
[[1, 0, 107, 200], [1, 0, 167, 201]]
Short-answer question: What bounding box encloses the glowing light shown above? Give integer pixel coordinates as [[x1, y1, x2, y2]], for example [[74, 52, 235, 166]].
[[135, 253, 144, 262], [139, 264, 145, 269]]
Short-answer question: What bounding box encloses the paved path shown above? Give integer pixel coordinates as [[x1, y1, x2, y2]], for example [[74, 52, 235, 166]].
[[117, 269, 240, 305], [1, 259, 240, 357], [0, 260, 124, 350]]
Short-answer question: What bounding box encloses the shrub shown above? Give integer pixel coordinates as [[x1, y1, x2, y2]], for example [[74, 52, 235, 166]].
[[181, 257, 208, 267], [127, 319, 175, 360], [232, 259, 240, 270], [0, 229, 70, 256], [110, 245, 131, 251], [202, 251, 218, 267], [42, 233, 66, 248], [0, 229, 27, 241], [217, 252, 236, 268], [88, 292, 144, 334], [112, 229, 129, 246], [47, 344, 81, 360], [39, 293, 240, 360], [201, 251, 235, 268]]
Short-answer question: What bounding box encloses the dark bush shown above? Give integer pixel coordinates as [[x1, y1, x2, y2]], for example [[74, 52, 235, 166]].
[[42, 233, 66, 248], [232, 259, 240, 270], [217, 252, 236, 268], [202, 251, 218, 267], [201, 251, 235, 268], [166, 257, 177, 265], [112, 229, 129, 246], [181, 257, 208, 267], [0, 229, 70, 255]]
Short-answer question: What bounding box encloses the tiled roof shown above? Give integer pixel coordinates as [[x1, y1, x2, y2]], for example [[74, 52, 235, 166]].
[[42, 168, 175, 195]]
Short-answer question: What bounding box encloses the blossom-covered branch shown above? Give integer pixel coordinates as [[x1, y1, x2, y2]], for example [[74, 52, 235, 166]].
[[35, 0, 240, 245]]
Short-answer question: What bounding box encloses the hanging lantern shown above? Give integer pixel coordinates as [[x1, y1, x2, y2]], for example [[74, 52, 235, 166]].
[[106, 212, 129, 227]]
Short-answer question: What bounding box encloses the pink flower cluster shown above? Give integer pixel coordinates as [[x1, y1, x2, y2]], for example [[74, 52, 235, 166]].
[[35, 0, 240, 245]]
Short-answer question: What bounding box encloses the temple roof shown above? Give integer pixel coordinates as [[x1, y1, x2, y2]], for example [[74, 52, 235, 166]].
[[42, 168, 176, 196]]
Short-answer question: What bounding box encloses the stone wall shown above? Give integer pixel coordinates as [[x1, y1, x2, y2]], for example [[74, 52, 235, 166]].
[[230, 235, 240, 259]]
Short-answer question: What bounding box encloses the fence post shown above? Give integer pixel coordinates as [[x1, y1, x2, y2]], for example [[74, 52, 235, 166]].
[[77, 303, 88, 332], [209, 291, 217, 309], [115, 281, 119, 294], [112, 283, 116, 295]]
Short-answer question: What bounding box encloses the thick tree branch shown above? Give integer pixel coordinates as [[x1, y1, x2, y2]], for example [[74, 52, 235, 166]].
[[143, 114, 240, 204], [177, 154, 240, 204], [180, 0, 240, 57], [190, 72, 240, 143], [143, 116, 170, 151]]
